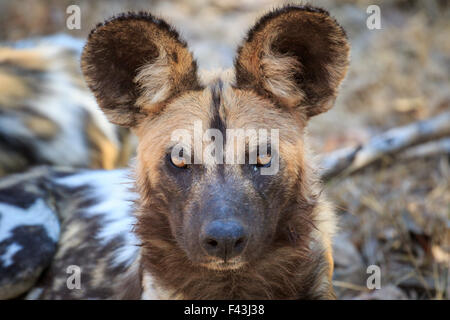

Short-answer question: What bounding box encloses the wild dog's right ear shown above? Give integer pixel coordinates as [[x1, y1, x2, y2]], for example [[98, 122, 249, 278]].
[[234, 5, 349, 118], [81, 13, 201, 127]]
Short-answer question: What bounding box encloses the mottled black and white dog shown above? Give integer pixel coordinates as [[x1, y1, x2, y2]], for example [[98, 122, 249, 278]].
[[0, 36, 138, 299], [0, 35, 135, 176], [0, 166, 137, 299]]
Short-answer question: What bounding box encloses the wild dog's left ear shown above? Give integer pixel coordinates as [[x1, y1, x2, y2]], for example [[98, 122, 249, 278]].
[[81, 13, 201, 127], [234, 5, 349, 118]]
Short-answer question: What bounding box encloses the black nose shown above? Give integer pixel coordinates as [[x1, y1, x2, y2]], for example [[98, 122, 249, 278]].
[[201, 220, 248, 262]]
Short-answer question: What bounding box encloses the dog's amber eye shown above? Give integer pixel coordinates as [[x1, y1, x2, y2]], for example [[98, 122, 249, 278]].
[[257, 154, 272, 167], [170, 154, 187, 168]]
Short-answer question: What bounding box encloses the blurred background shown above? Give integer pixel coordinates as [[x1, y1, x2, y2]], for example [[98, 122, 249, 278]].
[[0, 0, 448, 299]]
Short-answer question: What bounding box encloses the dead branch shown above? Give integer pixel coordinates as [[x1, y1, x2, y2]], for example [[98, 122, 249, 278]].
[[320, 112, 450, 180], [399, 137, 450, 160]]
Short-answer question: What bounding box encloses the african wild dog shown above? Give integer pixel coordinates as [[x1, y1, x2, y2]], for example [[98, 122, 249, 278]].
[[21, 4, 349, 299], [0, 37, 135, 176]]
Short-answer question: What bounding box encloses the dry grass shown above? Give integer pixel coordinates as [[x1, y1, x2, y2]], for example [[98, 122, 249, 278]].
[[328, 156, 449, 299]]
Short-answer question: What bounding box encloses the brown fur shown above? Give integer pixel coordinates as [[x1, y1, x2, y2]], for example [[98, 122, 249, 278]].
[[84, 113, 119, 169], [234, 4, 349, 118], [24, 115, 60, 140], [0, 48, 50, 107], [82, 4, 349, 299], [81, 12, 202, 127]]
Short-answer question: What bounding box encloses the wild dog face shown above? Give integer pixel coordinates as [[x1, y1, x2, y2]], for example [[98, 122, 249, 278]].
[[82, 5, 349, 294]]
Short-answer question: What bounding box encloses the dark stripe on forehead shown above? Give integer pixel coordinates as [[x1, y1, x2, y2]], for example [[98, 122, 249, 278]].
[[209, 80, 226, 178], [209, 79, 225, 135]]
